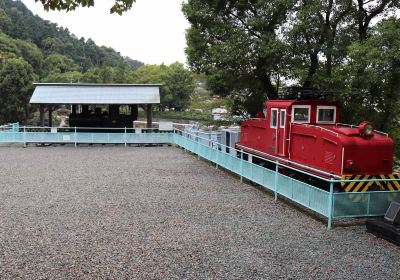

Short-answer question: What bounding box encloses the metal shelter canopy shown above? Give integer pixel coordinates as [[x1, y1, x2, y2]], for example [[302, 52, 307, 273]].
[[30, 83, 161, 104]]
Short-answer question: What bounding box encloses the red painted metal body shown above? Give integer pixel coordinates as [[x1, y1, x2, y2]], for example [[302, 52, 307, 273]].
[[236, 99, 394, 178]]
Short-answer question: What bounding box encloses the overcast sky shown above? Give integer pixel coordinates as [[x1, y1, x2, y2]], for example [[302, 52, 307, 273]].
[[22, 0, 190, 65]]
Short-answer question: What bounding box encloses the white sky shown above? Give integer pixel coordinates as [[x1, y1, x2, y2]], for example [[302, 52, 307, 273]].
[[21, 0, 190, 65]]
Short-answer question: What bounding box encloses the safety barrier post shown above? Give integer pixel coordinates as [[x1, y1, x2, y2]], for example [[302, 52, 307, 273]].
[[215, 143, 219, 169], [250, 155, 253, 181], [274, 160, 279, 201], [23, 126, 26, 147], [367, 192, 371, 215], [327, 179, 334, 230], [184, 136, 187, 152], [240, 151, 243, 183], [74, 127, 77, 147], [124, 127, 127, 148], [197, 136, 200, 160]]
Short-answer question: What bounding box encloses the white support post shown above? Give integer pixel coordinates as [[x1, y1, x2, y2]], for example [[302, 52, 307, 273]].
[[250, 155, 253, 180], [197, 136, 200, 160], [240, 151, 243, 183], [215, 143, 219, 169], [124, 127, 127, 148], [327, 180, 334, 230], [23, 126, 26, 147], [274, 160, 279, 201]]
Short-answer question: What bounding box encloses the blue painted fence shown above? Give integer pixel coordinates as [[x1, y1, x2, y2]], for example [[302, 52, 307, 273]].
[[0, 126, 172, 145], [173, 131, 400, 229], [1, 124, 399, 229]]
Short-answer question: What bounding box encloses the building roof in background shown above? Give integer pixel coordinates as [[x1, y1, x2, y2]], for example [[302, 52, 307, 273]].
[[30, 83, 161, 104]]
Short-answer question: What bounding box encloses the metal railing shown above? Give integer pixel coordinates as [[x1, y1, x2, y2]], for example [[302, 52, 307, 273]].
[[0, 122, 19, 132], [173, 129, 400, 229], [0, 125, 173, 146], [336, 123, 389, 136], [1, 124, 399, 229]]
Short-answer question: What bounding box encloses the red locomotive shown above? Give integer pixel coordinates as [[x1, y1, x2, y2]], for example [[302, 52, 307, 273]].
[[236, 88, 399, 192]]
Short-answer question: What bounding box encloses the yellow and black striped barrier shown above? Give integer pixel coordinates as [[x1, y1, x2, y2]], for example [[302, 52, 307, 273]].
[[340, 174, 400, 192]]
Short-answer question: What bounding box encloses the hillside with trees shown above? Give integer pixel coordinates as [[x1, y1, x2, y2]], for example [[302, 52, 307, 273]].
[[0, 0, 195, 124]]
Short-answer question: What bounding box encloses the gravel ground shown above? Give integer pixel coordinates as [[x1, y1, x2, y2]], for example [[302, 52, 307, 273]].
[[0, 145, 399, 280]]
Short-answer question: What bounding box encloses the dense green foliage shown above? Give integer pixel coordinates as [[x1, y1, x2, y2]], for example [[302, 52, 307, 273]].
[[127, 62, 196, 111], [0, 57, 36, 123], [182, 0, 400, 126], [0, 0, 196, 124], [0, 0, 142, 70], [345, 18, 400, 152], [35, 0, 135, 14]]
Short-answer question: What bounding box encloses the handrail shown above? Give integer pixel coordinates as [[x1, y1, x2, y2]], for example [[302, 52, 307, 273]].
[[235, 143, 341, 180], [175, 128, 337, 182], [336, 123, 356, 128], [336, 123, 388, 137], [293, 123, 339, 137], [174, 128, 400, 184], [0, 125, 398, 185], [245, 118, 265, 121], [8, 126, 161, 131]]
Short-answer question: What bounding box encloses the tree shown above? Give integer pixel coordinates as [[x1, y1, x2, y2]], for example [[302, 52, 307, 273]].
[[42, 37, 65, 55], [1, 0, 141, 72], [127, 63, 195, 111], [14, 39, 44, 72], [42, 70, 82, 83], [0, 32, 20, 56], [43, 54, 79, 75], [0, 8, 11, 33], [35, 0, 136, 14], [342, 18, 400, 132], [81, 66, 120, 83], [126, 64, 170, 110], [285, 0, 354, 88], [164, 62, 195, 111], [183, 0, 294, 116], [353, 0, 400, 41], [0, 58, 35, 123]]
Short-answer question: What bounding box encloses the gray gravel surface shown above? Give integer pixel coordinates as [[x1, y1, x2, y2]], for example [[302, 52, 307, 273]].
[[0, 145, 399, 280]]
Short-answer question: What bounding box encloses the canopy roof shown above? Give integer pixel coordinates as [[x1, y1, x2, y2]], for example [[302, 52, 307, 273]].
[[30, 83, 161, 104]]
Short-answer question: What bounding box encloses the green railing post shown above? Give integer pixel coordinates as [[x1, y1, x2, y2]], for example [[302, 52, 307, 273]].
[[367, 192, 371, 215], [274, 160, 279, 201], [74, 127, 77, 147], [327, 180, 334, 230], [124, 127, 127, 148], [240, 151, 243, 183]]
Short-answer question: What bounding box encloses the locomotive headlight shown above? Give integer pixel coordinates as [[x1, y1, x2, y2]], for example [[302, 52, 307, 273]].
[[358, 121, 374, 137], [345, 160, 354, 169]]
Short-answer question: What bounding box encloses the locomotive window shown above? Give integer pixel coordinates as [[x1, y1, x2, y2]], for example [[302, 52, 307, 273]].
[[317, 106, 336, 123], [271, 109, 278, 128], [292, 106, 310, 123], [280, 110, 286, 128]]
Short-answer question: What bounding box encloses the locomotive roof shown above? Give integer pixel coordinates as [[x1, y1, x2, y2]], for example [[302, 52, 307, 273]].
[[266, 99, 339, 107]]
